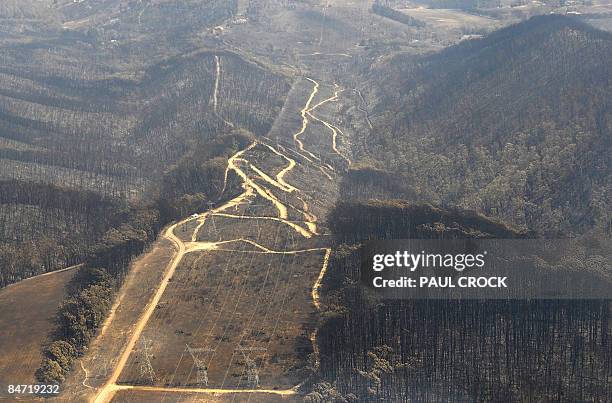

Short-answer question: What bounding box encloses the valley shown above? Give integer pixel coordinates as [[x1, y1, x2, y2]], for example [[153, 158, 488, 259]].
[[0, 1, 610, 402]]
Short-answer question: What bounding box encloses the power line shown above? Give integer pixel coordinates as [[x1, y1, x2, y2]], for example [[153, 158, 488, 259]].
[[138, 337, 156, 385], [185, 345, 215, 387], [235, 346, 267, 388]]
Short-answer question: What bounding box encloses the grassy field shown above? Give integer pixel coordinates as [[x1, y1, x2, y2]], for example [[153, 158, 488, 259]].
[[117, 249, 325, 388], [0, 266, 77, 398], [400, 7, 496, 27]]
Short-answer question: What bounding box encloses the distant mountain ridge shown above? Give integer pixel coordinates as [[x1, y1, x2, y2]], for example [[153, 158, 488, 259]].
[[385, 15, 611, 138], [369, 15, 611, 234]]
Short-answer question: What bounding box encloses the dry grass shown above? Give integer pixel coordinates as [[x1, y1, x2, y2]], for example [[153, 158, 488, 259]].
[[0, 267, 77, 398], [117, 232, 326, 389]]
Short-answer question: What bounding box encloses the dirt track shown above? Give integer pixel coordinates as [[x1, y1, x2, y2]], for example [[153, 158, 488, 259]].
[[83, 76, 349, 402]]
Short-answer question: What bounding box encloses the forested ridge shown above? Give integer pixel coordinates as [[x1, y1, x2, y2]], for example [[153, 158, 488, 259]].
[[0, 1, 288, 288], [366, 15, 611, 235], [0, 47, 289, 287], [0, 49, 288, 196], [311, 57, 611, 400]]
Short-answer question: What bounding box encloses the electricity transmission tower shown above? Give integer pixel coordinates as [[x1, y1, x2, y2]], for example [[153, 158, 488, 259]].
[[139, 337, 156, 384], [245, 358, 259, 388], [185, 344, 215, 387], [206, 201, 219, 237], [235, 346, 267, 388]]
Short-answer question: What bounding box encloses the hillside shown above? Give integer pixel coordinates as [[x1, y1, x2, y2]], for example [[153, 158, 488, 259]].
[[367, 15, 611, 235], [0, 38, 289, 285], [0, 0, 290, 286]]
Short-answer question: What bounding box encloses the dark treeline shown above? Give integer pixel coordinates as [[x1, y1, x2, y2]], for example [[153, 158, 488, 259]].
[[317, 298, 610, 402], [36, 270, 116, 383], [34, 129, 253, 384], [339, 164, 419, 202], [310, 199, 611, 402], [35, 208, 158, 384], [329, 199, 529, 244], [157, 129, 254, 221], [0, 181, 124, 287]]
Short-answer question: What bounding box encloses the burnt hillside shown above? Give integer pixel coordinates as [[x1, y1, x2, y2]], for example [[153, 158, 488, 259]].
[[315, 199, 610, 402], [368, 15, 611, 235]]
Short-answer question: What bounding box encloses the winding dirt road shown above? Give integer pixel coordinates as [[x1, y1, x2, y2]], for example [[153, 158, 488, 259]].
[[91, 77, 344, 402], [213, 55, 235, 129]]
